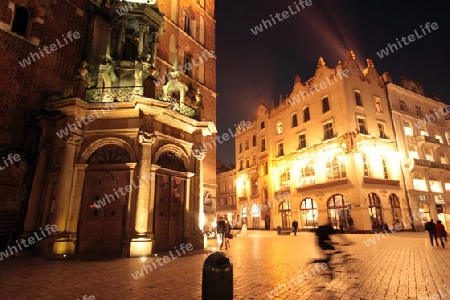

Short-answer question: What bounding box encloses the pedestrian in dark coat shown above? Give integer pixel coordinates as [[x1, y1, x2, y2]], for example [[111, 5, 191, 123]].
[[424, 219, 438, 246], [435, 220, 446, 248]]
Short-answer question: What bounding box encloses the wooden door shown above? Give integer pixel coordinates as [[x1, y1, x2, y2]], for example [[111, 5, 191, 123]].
[[154, 175, 185, 253], [78, 170, 128, 255]]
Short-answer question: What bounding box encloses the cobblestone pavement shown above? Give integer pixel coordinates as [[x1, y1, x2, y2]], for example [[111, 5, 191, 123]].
[[0, 231, 449, 300]]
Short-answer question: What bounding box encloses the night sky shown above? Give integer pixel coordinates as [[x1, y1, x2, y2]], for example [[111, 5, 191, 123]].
[[215, 0, 450, 165]]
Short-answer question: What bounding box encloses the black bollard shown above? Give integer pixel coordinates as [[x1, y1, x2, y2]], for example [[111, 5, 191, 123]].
[[202, 251, 233, 300]]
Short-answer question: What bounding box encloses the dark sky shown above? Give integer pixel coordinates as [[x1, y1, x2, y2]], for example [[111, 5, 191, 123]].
[[215, 0, 450, 165]]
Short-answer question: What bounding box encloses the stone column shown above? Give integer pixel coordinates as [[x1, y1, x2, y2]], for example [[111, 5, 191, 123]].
[[135, 130, 156, 235], [147, 164, 160, 234], [55, 133, 82, 233], [130, 128, 156, 257], [191, 144, 206, 250]]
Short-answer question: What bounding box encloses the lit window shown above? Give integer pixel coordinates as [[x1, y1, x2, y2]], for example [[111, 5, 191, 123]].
[[298, 133, 306, 150], [374, 97, 382, 113], [322, 97, 330, 113], [291, 114, 298, 128], [403, 121, 413, 136], [362, 154, 371, 177], [279, 171, 290, 189], [277, 142, 284, 157], [323, 121, 334, 140], [378, 122, 388, 139], [440, 153, 448, 164], [399, 100, 407, 111], [445, 182, 450, 191], [412, 172, 427, 191], [276, 121, 282, 134], [303, 107, 310, 122], [435, 135, 443, 144], [415, 105, 422, 116], [408, 144, 419, 160], [355, 91, 363, 106], [429, 180, 443, 193], [326, 157, 346, 180], [420, 126, 428, 136], [299, 162, 315, 185], [445, 132, 450, 145], [357, 117, 368, 135]]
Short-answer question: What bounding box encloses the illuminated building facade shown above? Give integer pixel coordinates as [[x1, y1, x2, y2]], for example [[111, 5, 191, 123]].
[[216, 161, 237, 228], [386, 76, 450, 230], [235, 52, 411, 232], [1, 0, 216, 256]]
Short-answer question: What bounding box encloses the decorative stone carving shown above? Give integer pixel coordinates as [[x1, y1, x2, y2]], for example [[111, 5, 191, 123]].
[[192, 145, 206, 160], [138, 126, 157, 144], [317, 57, 326, 67], [64, 133, 83, 145], [341, 131, 357, 154]]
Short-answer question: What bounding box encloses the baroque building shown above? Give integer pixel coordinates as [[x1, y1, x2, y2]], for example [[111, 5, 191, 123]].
[[386, 76, 450, 230], [235, 51, 413, 232], [0, 0, 216, 257], [216, 160, 237, 228]]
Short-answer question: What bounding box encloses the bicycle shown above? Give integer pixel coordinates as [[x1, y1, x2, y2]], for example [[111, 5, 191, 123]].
[[310, 242, 359, 280]]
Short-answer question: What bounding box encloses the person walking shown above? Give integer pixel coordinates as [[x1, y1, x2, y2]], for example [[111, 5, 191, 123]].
[[216, 217, 226, 250], [348, 216, 354, 233], [224, 219, 231, 250], [292, 220, 299, 236], [424, 219, 438, 246], [435, 220, 446, 248]]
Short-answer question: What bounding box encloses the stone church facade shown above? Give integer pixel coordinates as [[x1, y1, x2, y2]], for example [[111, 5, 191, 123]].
[[0, 0, 216, 257]]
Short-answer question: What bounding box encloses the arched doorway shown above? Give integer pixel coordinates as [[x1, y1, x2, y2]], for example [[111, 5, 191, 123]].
[[240, 205, 248, 226], [368, 193, 383, 230], [278, 201, 291, 229], [251, 203, 260, 229], [154, 151, 187, 253], [300, 198, 318, 229], [78, 145, 131, 255], [389, 193, 402, 225], [327, 194, 350, 230]]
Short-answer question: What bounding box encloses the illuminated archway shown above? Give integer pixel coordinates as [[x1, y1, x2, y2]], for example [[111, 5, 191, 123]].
[[368, 193, 383, 230], [300, 198, 318, 229], [327, 194, 350, 230], [278, 201, 291, 229]]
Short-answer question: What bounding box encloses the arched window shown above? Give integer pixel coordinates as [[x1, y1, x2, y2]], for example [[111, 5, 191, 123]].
[[389, 193, 401, 225], [300, 198, 318, 229], [251, 204, 260, 229], [241, 205, 247, 226], [368, 193, 383, 229], [278, 201, 291, 229], [11, 6, 29, 36], [327, 194, 350, 229]]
